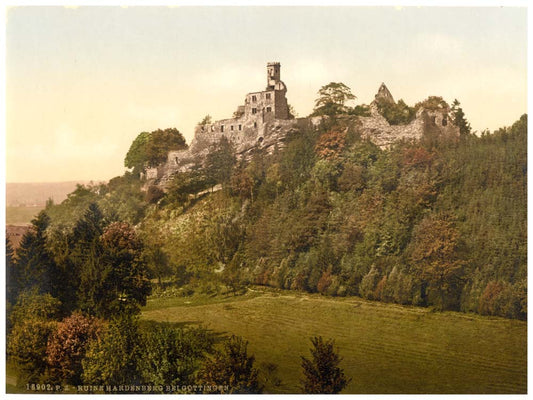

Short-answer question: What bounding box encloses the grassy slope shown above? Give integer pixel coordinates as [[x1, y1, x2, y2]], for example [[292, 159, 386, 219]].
[[142, 288, 526, 394]]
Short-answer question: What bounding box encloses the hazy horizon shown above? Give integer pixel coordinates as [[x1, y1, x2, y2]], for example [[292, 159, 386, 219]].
[[5, 6, 527, 183]]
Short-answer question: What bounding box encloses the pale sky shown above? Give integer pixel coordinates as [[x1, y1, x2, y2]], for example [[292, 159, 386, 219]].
[[5, 6, 528, 183]]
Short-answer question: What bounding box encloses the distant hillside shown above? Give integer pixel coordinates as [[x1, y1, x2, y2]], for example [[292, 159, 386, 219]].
[[6, 181, 100, 206]]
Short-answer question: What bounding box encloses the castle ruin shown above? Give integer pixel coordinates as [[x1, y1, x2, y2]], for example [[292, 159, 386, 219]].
[[146, 62, 310, 184], [145, 63, 459, 186]]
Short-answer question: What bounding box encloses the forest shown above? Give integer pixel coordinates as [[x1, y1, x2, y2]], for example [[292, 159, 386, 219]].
[[5, 85, 527, 393]]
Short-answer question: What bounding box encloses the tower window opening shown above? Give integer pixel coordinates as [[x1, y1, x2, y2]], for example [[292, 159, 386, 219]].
[[231, 125, 234, 131], [254, 122, 257, 128], [238, 124, 242, 131], [266, 93, 271, 100], [221, 125, 224, 132], [252, 108, 257, 114], [266, 107, 272, 113], [252, 95, 257, 102]]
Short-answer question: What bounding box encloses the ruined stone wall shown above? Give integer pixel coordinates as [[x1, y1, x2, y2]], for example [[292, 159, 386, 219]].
[[358, 109, 425, 148], [144, 115, 307, 188], [358, 106, 459, 149], [143, 67, 460, 188], [245, 90, 277, 118], [274, 90, 289, 120]]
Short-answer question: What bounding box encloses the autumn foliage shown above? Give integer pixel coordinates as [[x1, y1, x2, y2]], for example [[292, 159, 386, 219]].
[[46, 312, 103, 385], [315, 129, 346, 160]]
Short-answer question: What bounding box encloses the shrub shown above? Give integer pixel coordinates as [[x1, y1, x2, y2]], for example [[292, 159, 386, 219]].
[[138, 323, 214, 386], [7, 291, 62, 385], [82, 315, 142, 386], [375, 98, 416, 125], [145, 185, 165, 204], [46, 312, 103, 385]]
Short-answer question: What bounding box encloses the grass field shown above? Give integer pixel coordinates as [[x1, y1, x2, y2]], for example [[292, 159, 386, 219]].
[[142, 287, 527, 394]]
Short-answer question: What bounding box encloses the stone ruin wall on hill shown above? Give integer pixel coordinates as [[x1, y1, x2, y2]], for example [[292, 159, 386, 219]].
[[358, 105, 459, 149], [144, 65, 459, 187]]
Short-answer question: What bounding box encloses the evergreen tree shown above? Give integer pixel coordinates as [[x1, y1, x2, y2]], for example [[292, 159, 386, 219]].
[[451, 99, 472, 136], [15, 211, 63, 298], [6, 238, 19, 305], [198, 335, 262, 394], [71, 203, 106, 315], [300, 336, 350, 394]]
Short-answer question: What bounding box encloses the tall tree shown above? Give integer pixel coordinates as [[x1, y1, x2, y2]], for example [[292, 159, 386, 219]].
[[15, 211, 62, 298], [72, 203, 106, 315], [124, 131, 151, 175], [205, 136, 236, 188], [98, 221, 152, 317], [6, 238, 19, 305], [408, 214, 465, 310], [300, 336, 350, 394], [313, 82, 356, 117]]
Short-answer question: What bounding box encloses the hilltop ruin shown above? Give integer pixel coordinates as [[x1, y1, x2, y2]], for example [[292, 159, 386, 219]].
[[144, 63, 459, 186]]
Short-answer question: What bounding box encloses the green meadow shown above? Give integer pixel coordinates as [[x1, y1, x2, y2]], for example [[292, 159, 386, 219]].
[[142, 287, 527, 394]]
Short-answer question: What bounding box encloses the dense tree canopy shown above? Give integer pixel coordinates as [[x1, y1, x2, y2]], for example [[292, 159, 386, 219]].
[[124, 128, 187, 174], [134, 113, 526, 320]]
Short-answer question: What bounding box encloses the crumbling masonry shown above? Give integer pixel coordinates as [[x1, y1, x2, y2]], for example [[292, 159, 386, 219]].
[[145, 63, 459, 186]]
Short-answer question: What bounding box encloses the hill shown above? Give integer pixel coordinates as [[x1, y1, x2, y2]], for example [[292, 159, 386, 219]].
[[36, 113, 527, 322]]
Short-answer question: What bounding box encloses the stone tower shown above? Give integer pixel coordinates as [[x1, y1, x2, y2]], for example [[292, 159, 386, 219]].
[[267, 62, 281, 90]]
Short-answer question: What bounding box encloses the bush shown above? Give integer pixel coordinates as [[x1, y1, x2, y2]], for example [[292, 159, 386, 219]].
[[145, 185, 165, 204], [46, 312, 103, 385], [7, 291, 62, 385], [375, 98, 416, 125], [138, 323, 214, 386], [82, 315, 142, 386]]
